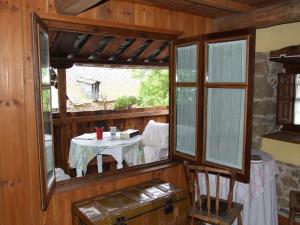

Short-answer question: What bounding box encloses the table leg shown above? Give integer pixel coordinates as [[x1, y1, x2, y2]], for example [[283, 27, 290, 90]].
[[132, 144, 139, 166], [76, 168, 83, 177], [97, 154, 103, 173], [102, 148, 123, 170]]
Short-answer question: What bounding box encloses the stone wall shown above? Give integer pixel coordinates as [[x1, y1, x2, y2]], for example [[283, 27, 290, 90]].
[[252, 52, 282, 149], [276, 161, 300, 210], [253, 53, 300, 215]]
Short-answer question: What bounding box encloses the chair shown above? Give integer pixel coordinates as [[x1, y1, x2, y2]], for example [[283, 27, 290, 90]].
[[289, 190, 300, 225], [183, 161, 243, 225], [141, 120, 169, 163]]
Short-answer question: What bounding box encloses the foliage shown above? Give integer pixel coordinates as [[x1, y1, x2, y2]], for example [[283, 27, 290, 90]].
[[132, 69, 169, 107], [114, 96, 139, 110]]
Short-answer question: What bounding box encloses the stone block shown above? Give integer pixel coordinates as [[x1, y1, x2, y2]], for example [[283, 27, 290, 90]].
[[253, 100, 276, 116], [254, 75, 274, 99], [255, 61, 269, 75]]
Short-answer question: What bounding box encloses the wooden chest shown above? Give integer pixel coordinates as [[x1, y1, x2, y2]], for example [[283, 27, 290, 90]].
[[72, 179, 188, 225]]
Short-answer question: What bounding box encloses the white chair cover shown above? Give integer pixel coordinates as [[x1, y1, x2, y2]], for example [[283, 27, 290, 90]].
[[141, 120, 169, 163]]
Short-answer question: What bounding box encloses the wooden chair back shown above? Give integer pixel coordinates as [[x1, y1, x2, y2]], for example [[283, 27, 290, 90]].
[[183, 161, 236, 216]]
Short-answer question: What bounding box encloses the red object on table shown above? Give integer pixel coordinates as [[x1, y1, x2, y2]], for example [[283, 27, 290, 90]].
[[96, 127, 103, 140]]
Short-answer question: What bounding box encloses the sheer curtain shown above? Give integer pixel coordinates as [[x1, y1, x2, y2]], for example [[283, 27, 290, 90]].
[[205, 40, 247, 169], [205, 88, 245, 169], [207, 40, 246, 83], [175, 44, 197, 156], [176, 87, 197, 156], [176, 45, 197, 82]]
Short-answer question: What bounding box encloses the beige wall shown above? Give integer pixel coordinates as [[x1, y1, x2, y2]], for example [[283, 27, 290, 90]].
[[256, 22, 300, 166], [262, 138, 300, 166], [256, 22, 300, 52]]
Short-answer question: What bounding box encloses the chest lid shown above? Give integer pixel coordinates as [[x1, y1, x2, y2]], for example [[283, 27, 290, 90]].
[[72, 179, 187, 225]]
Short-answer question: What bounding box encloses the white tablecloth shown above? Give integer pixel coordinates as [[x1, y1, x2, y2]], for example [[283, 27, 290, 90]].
[[199, 150, 279, 225], [68, 132, 141, 176]]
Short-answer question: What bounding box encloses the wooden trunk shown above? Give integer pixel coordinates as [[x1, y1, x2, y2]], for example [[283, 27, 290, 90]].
[[72, 179, 188, 225]]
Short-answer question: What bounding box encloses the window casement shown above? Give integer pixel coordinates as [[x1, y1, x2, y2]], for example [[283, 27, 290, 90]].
[[171, 29, 255, 182]]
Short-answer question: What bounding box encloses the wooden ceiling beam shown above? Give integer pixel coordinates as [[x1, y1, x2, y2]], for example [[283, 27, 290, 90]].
[[186, 0, 254, 13], [68, 33, 91, 58], [145, 42, 169, 62], [214, 0, 300, 31], [54, 0, 108, 15], [89, 36, 114, 59], [127, 40, 153, 61], [50, 57, 168, 69], [109, 38, 136, 61]]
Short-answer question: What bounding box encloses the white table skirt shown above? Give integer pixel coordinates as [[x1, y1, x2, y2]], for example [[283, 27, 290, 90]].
[[68, 132, 141, 176], [199, 150, 279, 225]]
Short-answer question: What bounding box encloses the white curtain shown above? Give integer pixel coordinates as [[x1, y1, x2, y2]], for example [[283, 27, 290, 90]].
[[207, 40, 246, 83], [205, 88, 245, 169], [176, 45, 197, 82], [176, 87, 197, 156]]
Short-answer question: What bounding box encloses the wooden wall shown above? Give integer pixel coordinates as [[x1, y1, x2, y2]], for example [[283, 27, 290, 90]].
[[0, 1, 212, 225]]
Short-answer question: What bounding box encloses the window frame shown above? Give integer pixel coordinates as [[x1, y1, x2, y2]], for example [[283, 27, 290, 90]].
[[35, 12, 182, 196], [34, 13, 256, 207], [170, 37, 203, 163], [171, 28, 255, 183]]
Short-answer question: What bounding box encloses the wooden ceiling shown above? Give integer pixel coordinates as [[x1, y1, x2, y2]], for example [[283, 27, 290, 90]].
[[54, 0, 287, 18], [49, 31, 170, 68], [111, 0, 286, 18]]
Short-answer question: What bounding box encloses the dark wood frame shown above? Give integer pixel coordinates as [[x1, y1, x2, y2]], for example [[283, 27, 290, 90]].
[[171, 37, 203, 163], [171, 28, 255, 183], [32, 13, 56, 210], [202, 30, 255, 183], [33, 12, 179, 191]]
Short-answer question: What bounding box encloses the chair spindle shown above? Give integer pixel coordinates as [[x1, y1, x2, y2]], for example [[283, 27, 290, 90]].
[[195, 169, 202, 211], [227, 174, 235, 213], [216, 172, 220, 216], [205, 170, 210, 214]]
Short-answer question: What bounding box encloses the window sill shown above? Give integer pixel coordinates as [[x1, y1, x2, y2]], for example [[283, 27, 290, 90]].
[[54, 160, 181, 194], [263, 131, 300, 145]]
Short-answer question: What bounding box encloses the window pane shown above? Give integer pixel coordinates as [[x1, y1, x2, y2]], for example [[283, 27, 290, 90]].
[[205, 88, 245, 169], [207, 40, 246, 83], [176, 87, 197, 156], [176, 45, 197, 82], [294, 75, 300, 124]]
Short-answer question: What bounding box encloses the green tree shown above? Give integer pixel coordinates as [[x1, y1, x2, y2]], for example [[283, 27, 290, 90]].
[[114, 96, 139, 109], [132, 69, 169, 107]]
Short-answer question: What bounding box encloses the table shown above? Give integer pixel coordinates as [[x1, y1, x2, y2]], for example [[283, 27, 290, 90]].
[[68, 132, 141, 177], [199, 150, 279, 225]]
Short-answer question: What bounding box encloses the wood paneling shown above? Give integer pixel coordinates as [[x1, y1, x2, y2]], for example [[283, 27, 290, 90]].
[[214, 0, 300, 32], [49, 163, 187, 225], [54, 0, 107, 15], [187, 0, 254, 13], [0, 0, 212, 225]]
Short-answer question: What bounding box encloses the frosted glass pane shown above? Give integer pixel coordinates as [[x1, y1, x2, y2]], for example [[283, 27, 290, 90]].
[[294, 100, 300, 125], [207, 40, 246, 83], [205, 88, 245, 169], [176, 87, 197, 156], [176, 45, 197, 82], [294, 75, 300, 125]]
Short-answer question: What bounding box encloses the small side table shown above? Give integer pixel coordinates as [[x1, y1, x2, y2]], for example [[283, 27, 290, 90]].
[[289, 190, 300, 225]]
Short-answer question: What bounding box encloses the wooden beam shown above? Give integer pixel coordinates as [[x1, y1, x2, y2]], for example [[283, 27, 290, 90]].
[[186, 0, 254, 13], [39, 13, 182, 40], [50, 57, 168, 69], [54, 0, 108, 15], [214, 0, 300, 32]]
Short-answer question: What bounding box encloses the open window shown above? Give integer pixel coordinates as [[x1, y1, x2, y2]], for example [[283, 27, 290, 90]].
[[32, 14, 56, 211], [33, 12, 255, 210], [171, 29, 255, 182]]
